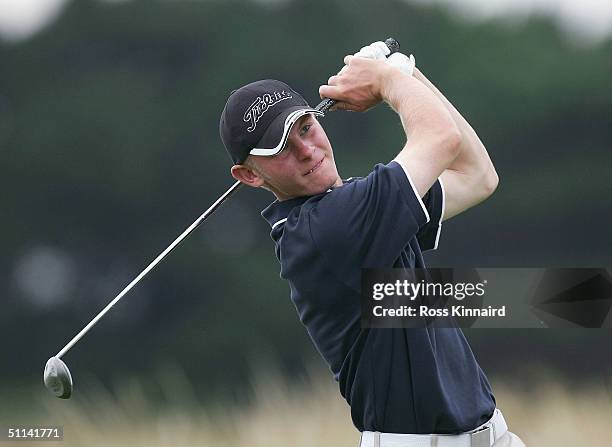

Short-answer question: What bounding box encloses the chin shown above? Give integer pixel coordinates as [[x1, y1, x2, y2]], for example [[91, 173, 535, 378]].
[[311, 178, 336, 195], [301, 165, 339, 196]]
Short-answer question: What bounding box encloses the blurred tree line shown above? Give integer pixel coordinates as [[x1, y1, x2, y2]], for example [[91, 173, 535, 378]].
[[1, 0, 611, 401]]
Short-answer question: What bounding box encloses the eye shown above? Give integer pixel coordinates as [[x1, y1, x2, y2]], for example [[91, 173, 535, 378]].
[[300, 123, 312, 136]]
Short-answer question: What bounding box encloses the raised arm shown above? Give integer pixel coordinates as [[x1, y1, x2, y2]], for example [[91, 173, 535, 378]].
[[319, 55, 462, 198], [412, 68, 499, 221]]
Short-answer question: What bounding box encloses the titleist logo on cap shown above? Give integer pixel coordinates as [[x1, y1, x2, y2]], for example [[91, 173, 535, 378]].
[[243, 90, 293, 132]]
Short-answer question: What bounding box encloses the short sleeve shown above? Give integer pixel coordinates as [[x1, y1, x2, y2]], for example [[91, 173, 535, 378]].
[[307, 162, 430, 283], [416, 177, 445, 252]]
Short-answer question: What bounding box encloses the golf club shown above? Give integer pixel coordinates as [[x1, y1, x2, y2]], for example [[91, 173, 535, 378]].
[[44, 37, 400, 399]]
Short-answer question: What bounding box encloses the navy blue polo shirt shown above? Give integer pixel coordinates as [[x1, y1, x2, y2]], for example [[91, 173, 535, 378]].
[[261, 161, 496, 434]]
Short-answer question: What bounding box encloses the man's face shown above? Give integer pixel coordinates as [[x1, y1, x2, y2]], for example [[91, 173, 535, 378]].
[[235, 114, 342, 200]]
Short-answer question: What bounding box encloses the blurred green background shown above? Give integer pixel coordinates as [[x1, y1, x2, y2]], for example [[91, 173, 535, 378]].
[[1, 0, 611, 444]]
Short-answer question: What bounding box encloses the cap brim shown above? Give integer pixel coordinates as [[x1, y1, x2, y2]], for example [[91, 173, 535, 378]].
[[249, 106, 324, 157]]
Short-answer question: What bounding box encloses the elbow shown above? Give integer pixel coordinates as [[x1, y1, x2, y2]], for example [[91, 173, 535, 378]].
[[465, 169, 498, 209], [488, 169, 499, 194], [482, 167, 499, 198]]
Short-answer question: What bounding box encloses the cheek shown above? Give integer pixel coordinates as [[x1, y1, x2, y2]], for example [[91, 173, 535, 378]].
[[317, 136, 333, 160], [265, 159, 301, 184], [313, 124, 330, 144]]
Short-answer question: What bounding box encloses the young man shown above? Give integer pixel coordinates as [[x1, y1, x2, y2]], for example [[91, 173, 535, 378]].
[[219, 44, 526, 446]]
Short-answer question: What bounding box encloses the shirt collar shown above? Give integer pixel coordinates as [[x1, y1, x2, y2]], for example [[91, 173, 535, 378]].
[[260, 177, 357, 229], [260, 195, 309, 229]]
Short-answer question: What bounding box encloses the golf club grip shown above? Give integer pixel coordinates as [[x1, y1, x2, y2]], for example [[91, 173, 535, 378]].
[[315, 37, 400, 114]]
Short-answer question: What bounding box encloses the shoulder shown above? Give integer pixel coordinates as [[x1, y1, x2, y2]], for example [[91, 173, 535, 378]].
[[304, 163, 429, 266], [309, 161, 429, 234]]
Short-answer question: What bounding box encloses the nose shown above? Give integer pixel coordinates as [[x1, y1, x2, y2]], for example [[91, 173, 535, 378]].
[[292, 139, 314, 161]]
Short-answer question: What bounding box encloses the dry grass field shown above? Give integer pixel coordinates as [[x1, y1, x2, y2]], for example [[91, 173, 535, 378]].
[[11, 370, 612, 447]]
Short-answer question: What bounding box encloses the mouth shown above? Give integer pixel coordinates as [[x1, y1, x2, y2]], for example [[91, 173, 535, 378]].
[[304, 157, 324, 176]]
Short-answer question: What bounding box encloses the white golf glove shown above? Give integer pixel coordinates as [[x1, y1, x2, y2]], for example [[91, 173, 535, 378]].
[[385, 52, 416, 77], [354, 41, 390, 60], [340, 41, 416, 77]]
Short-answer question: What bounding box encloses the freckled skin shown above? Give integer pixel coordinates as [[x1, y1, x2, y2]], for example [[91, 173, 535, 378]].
[[231, 115, 343, 201]]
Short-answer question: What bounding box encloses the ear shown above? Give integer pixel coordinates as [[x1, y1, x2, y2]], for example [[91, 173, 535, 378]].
[[231, 164, 265, 188]]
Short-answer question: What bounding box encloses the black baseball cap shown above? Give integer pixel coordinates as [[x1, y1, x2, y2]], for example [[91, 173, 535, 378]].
[[219, 80, 323, 165]]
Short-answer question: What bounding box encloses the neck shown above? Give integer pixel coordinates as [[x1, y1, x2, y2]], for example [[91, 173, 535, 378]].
[[274, 176, 343, 202]]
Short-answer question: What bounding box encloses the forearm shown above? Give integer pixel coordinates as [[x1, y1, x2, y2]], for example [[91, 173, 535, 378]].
[[413, 68, 496, 182], [383, 70, 460, 148], [383, 70, 462, 196], [412, 67, 498, 220]]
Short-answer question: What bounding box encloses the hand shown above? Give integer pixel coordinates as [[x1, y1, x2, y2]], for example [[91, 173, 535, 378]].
[[319, 55, 394, 112], [321, 41, 417, 112]]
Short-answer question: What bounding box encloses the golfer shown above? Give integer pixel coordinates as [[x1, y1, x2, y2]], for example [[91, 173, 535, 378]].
[[219, 42, 526, 447]]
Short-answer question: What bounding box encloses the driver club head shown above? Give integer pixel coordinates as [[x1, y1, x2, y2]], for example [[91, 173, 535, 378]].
[[44, 356, 73, 399]]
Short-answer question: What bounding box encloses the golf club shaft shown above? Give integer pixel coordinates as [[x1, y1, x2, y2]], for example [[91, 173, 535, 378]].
[[55, 37, 400, 360], [56, 180, 243, 359]]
